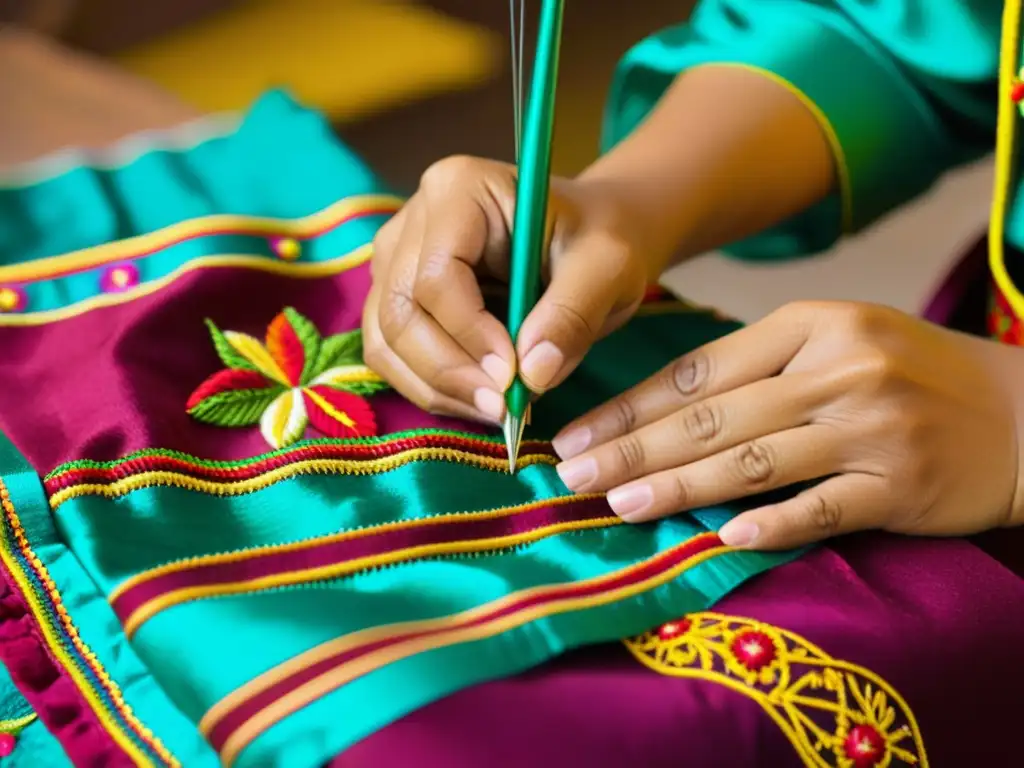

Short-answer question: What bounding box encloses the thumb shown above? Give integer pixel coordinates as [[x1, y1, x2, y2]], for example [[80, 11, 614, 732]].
[[515, 235, 643, 393]]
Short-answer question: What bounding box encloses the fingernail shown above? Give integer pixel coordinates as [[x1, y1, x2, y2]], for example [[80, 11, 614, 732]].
[[481, 354, 511, 389], [552, 427, 591, 459], [607, 484, 654, 520], [556, 457, 598, 491], [520, 341, 564, 390], [719, 519, 759, 547], [473, 388, 505, 422]]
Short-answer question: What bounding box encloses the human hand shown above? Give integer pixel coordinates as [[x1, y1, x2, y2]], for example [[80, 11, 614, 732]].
[[362, 155, 652, 423], [551, 301, 1024, 550]]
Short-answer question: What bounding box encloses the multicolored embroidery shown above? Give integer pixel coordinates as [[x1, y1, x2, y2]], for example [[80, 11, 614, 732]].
[[0, 713, 36, 757], [109, 493, 612, 638], [625, 613, 928, 768], [0, 478, 178, 766], [187, 308, 389, 449], [200, 531, 731, 767], [988, 278, 1023, 345], [44, 430, 558, 508]]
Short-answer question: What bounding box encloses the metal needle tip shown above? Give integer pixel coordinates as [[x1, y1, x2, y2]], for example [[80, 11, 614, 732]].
[[503, 412, 526, 474]]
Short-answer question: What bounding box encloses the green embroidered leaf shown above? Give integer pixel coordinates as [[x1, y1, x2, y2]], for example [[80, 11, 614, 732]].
[[310, 329, 364, 378], [205, 319, 257, 372], [188, 386, 284, 427], [325, 379, 390, 397], [282, 307, 322, 384]]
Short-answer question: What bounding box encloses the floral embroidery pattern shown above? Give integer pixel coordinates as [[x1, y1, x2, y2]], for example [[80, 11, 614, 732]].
[[187, 308, 388, 448], [624, 613, 927, 768]]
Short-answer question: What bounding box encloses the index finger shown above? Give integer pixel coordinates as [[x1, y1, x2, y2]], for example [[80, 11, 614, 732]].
[[412, 190, 517, 388], [551, 306, 813, 459]]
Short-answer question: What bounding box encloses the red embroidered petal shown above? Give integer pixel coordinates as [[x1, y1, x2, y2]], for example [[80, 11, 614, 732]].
[[265, 312, 306, 386], [186, 369, 273, 410], [301, 385, 377, 439]]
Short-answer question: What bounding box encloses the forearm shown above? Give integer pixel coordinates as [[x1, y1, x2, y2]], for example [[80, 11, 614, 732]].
[[579, 64, 836, 278]]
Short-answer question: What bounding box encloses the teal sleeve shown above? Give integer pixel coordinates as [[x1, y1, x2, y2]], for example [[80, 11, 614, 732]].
[[601, 0, 1002, 260]]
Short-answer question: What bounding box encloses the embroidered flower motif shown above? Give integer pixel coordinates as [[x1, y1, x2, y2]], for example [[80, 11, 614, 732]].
[[187, 308, 388, 448], [627, 613, 928, 767]]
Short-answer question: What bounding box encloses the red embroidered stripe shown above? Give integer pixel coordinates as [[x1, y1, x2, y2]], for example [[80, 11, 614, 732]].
[[110, 495, 616, 636], [202, 532, 726, 761], [44, 434, 556, 493]]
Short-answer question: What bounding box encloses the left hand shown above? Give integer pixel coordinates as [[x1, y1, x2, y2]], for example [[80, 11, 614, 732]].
[[551, 301, 1024, 550]]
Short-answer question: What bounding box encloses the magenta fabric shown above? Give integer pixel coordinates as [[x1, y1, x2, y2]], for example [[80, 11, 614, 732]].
[[334, 531, 1024, 767]]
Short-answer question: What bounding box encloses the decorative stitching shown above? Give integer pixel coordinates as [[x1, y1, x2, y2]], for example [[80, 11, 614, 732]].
[[625, 613, 928, 768], [0, 479, 178, 766], [0, 245, 373, 328], [44, 431, 559, 508], [0, 195, 402, 285], [109, 494, 613, 638], [187, 308, 390, 449], [200, 531, 730, 767]]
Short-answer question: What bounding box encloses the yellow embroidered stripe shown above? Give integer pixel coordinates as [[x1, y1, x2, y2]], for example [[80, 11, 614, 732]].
[[0, 246, 373, 328], [625, 612, 928, 767], [47, 447, 559, 509], [113, 495, 613, 639], [0, 194, 403, 284], [990, 0, 1024, 319], [0, 480, 178, 766], [204, 533, 731, 767]]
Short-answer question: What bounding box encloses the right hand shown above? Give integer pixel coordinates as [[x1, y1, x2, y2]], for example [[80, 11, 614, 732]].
[[362, 155, 654, 424]]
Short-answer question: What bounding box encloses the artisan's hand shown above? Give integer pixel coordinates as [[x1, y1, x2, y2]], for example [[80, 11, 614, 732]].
[[363, 156, 651, 423], [552, 302, 1024, 549]]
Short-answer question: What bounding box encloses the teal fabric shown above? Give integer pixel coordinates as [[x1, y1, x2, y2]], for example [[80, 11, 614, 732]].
[[0, 91, 805, 767], [0, 432, 218, 766], [603, 0, 1001, 260]]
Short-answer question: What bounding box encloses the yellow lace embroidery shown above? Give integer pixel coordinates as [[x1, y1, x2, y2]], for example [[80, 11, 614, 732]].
[[624, 613, 928, 768]]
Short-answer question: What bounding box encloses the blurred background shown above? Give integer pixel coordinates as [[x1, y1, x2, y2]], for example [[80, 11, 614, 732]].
[[0, 0, 994, 320]]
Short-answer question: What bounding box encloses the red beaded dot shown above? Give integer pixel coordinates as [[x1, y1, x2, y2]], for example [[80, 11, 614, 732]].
[[657, 618, 692, 640], [844, 724, 885, 767], [1012, 81, 1024, 103], [729, 630, 776, 671], [0, 732, 17, 757], [100, 263, 140, 293]]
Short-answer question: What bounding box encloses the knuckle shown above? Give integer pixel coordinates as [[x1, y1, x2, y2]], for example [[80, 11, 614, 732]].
[[547, 300, 597, 342], [378, 286, 415, 342], [613, 435, 647, 475], [805, 493, 843, 535], [420, 154, 480, 190], [850, 349, 901, 392], [668, 352, 711, 397], [611, 395, 639, 434], [670, 474, 692, 510], [678, 401, 722, 444], [732, 441, 775, 486]]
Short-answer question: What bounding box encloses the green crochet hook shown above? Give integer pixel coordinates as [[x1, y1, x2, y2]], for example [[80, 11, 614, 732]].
[[504, 0, 566, 472]]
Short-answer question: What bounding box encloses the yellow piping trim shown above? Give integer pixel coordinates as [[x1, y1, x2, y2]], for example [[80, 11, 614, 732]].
[[990, 0, 1024, 319], [0, 481, 176, 767], [109, 494, 602, 602], [716, 62, 854, 234], [0, 194, 402, 284], [0, 246, 372, 328], [47, 448, 559, 509], [208, 538, 732, 766], [120, 502, 615, 638]]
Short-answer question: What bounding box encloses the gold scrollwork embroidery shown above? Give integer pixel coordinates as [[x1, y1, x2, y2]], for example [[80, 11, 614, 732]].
[[624, 613, 927, 768]]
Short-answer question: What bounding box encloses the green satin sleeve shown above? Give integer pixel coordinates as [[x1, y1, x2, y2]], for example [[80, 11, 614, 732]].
[[602, 0, 1001, 260]]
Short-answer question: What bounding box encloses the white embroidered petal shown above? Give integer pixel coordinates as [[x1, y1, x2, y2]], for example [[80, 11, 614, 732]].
[[259, 388, 308, 449], [310, 364, 384, 387]]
